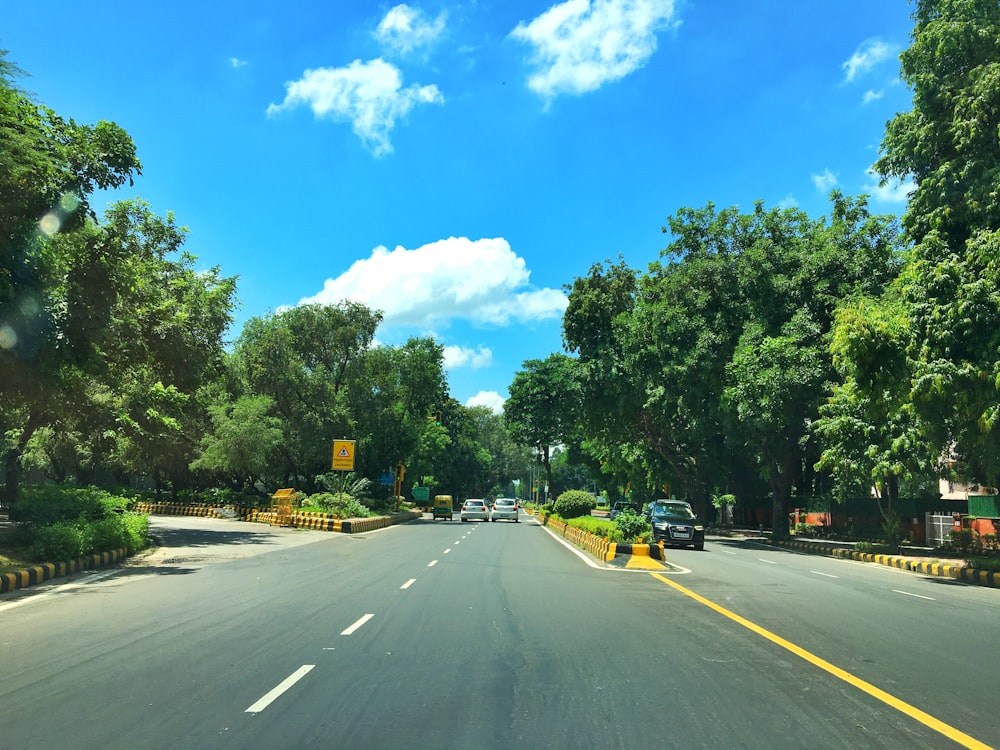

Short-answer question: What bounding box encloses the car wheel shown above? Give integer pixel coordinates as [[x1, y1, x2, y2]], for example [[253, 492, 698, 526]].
[[694, 542, 704, 551]]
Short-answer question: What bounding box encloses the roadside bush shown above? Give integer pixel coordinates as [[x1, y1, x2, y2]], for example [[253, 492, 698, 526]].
[[304, 492, 370, 518], [83, 517, 129, 554], [613, 509, 651, 543], [563, 516, 614, 538], [949, 528, 975, 554], [30, 521, 84, 561], [553, 490, 596, 519], [15, 485, 125, 525]]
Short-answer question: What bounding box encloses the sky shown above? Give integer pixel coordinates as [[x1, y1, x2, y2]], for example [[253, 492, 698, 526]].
[[2, 1, 918, 412]]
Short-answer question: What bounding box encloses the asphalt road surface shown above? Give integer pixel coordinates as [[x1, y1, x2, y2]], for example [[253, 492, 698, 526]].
[[1, 512, 997, 749]]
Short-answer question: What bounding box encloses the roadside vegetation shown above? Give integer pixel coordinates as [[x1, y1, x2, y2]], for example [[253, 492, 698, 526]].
[[4, 3, 1000, 570]]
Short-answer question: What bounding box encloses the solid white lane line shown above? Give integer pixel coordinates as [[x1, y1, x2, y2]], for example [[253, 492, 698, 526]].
[[341, 613, 374, 635], [428, 560, 438, 567], [812, 571, 840, 579], [893, 589, 935, 601], [0, 569, 120, 612], [759, 559, 777, 565], [245, 665, 315, 713], [400, 578, 416, 589]]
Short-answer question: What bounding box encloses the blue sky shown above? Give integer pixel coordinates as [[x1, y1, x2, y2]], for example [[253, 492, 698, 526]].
[[3, 1, 916, 412]]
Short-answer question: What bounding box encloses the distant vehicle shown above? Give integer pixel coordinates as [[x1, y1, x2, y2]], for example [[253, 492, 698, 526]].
[[648, 500, 704, 550], [490, 498, 519, 522], [610, 501, 640, 520], [432, 495, 453, 520], [460, 499, 489, 522]]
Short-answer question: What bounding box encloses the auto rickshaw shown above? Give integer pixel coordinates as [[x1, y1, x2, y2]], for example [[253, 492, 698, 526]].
[[432, 494, 454, 520]]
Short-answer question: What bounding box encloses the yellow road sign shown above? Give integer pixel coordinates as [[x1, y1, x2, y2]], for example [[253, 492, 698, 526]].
[[332, 439, 356, 471]]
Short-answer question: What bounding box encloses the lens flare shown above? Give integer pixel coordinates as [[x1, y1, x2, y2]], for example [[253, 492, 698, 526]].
[[0, 324, 17, 349]]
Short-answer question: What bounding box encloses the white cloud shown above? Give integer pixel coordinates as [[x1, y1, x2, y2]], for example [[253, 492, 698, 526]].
[[777, 195, 798, 209], [812, 168, 838, 192], [862, 89, 884, 104], [374, 4, 446, 55], [230, 57, 248, 68], [842, 38, 895, 83], [864, 170, 915, 204], [465, 391, 506, 413], [266, 58, 443, 157], [298, 236, 568, 327], [509, 0, 679, 99], [444, 345, 494, 369]]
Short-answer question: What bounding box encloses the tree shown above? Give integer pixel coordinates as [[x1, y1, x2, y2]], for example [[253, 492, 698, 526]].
[[812, 296, 936, 518], [871, 0, 1000, 488], [504, 353, 583, 498], [232, 302, 381, 489], [190, 395, 283, 492], [1, 54, 143, 505]]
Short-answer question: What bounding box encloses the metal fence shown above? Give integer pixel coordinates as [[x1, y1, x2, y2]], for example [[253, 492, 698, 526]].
[[925, 512, 955, 547]]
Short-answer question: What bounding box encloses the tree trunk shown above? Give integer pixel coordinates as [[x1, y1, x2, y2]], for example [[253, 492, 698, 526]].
[[3, 413, 45, 515], [769, 452, 797, 541]]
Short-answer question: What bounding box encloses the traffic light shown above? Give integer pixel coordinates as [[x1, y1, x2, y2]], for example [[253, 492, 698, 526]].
[[434, 411, 442, 425]]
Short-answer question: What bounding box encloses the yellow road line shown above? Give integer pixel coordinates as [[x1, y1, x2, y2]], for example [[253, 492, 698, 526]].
[[649, 572, 992, 750]]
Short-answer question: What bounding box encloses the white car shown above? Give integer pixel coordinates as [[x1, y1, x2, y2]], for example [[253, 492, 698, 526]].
[[460, 499, 489, 522], [490, 498, 519, 522]]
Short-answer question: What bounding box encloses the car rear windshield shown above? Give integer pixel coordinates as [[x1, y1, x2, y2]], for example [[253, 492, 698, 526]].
[[496, 500, 515, 507]]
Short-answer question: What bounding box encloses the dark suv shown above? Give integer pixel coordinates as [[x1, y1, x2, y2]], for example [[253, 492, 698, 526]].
[[647, 500, 705, 550]]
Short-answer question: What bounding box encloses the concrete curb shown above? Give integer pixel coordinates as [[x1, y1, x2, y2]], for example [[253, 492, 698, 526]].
[[769, 539, 999, 588], [0, 548, 130, 594]]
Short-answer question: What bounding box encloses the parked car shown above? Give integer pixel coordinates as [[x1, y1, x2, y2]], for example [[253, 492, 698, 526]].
[[610, 501, 640, 520], [490, 498, 519, 522], [648, 500, 705, 550], [460, 499, 489, 522]]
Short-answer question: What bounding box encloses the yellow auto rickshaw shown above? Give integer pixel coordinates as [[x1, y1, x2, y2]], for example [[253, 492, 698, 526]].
[[432, 494, 453, 520]]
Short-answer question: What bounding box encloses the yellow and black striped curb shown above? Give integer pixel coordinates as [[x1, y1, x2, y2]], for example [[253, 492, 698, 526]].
[[134, 503, 421, 533], [249, 510, 421, 533], [132, 502, 257, 520], [770, 539, 999, 588], [529, 510, 665, 563], [1, 548, 129, 594]]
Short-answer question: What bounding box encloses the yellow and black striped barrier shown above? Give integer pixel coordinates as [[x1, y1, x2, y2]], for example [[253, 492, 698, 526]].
[[0, 548, 129, 594], [770, 539, 998, 588]]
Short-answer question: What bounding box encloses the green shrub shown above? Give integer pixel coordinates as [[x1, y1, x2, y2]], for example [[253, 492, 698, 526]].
[[563, 516, 614, 538], [949, 528, 975, 554], [304, 492, 370, 518], [15, 486, 112, 525], [120, 513, 150, 552], [83, 517, 129, 554], [614, 509, 651, 543], [553, 490, 596, 519], [30, 522, 84, 561]]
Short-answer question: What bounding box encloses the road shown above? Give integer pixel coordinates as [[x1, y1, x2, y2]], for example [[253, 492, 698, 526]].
[[1, 512, 997, 749]]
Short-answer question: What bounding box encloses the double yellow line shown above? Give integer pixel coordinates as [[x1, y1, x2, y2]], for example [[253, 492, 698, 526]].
[[650, 573, 992, 750]]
